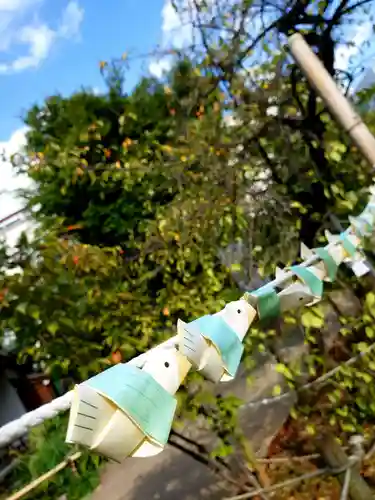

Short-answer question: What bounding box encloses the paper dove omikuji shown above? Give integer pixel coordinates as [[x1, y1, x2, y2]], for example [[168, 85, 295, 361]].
[[325, 229, 370, 278], [66, 347, 191, 462], [177, 299, 256, 383]]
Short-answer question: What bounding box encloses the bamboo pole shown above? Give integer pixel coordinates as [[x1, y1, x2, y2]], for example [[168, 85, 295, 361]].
[[288, 33, 375, 167], [5, 452, 82, 500]]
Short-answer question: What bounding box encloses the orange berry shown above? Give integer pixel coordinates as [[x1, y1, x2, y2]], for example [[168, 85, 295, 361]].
[[111, 351, 122, 364]]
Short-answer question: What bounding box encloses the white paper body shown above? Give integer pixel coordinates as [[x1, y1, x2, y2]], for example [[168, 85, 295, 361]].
[[178, 299, 255, 382], [278, 282, 317, 310]]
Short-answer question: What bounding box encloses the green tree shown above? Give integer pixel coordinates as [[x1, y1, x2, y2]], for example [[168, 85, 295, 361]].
[[4, 0, 375, 497]]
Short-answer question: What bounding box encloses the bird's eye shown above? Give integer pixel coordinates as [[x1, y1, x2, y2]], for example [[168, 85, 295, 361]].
[[164, 362, 170, 368], [237, 309, 241, 314]]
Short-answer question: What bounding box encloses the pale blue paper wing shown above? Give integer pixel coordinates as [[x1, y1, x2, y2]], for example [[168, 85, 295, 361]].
[[190, 315, 244, 377], [86, 364, 176, 445]]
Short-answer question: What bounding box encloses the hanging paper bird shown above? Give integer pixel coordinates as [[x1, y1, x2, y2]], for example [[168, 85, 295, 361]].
[[275, 264, 323, 310], [66, 347, 191, 462], [300, 243, 338, 282], [300, 243, 328, 281], [245, 284, 281, 322], [177, 299, 256, 383], [349, 212, 374, 238], [325, 230, 370, 278]]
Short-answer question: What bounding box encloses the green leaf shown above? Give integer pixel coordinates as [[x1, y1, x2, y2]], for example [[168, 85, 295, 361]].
[[88, 171, 96, 184], [29, 306, 40, 320], [59, 317, 75, 329], [341, 422, 356, 433], [306, 424, 315, 435], [272, 384, 282, 396], [365, 326, 374, 339], [16, 303, 28, 315], [336, 406, 348, 417], [47, 322, 59, 335], [290, 407, 298, 419], [366, 292, 375, 311], [329, 151, 342, 162], [301, 310, 324, 329], [275, 363, 293, 379], [357, 342, 370, 353]]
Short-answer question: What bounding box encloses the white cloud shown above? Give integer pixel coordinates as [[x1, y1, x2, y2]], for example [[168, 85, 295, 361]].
[[0, 0, 38, 12], [149, 0, 195, 78], [92, 86, 104, 95], [11, 24, 55, 71], [0, 0, 84, 74], [0, 127, 31, 220], [148, 0, 244, 78], [161, 0, 193, 48], [335, 21, 372, 71], [58, 0, 84, 39], [149, 58, 172, 79]]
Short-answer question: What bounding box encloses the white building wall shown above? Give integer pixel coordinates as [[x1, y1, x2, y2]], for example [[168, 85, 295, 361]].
[[0, 210, 36, 253]]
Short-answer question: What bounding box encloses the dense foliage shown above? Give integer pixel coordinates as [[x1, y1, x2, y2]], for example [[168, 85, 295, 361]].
[[0, 415, 103, 500], [2, 0, 375, 498]]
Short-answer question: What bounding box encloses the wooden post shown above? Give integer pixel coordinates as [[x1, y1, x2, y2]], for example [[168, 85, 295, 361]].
[[318, 434, 373, 500], [288, 33, 375, 168]]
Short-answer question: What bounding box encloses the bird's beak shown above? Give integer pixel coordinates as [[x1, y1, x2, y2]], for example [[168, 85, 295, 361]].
[[245, 301, 257, 325], [176, 351, 192, 383]]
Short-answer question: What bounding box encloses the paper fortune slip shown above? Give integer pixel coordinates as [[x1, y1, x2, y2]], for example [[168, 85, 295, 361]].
[[178, 299, 256, 383], [66, 347, 190, 462]]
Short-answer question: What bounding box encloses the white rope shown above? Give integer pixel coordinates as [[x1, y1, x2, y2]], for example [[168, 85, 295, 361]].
[[0, 336, 179, 449], [0, 392, 73, 448]]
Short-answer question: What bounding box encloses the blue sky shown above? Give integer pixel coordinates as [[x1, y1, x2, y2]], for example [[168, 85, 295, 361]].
[[0, 0, 373, 142], [0, 0, 168, 140], [1, 0, 186, 220], [0, 0, 374, 223]]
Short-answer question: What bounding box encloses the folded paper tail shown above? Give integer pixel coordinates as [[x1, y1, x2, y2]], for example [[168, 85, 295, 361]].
[[177, 319, 234, 383], [177, 318, 206, 369], [132, 439, 164, 458], [349, 259, 371, 278], [324, 230, 346, 265], [199, 344, 227, 383], [66, 384, 116, 448], [300, 242, 313, 260], [91, 408, 145, 462]]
